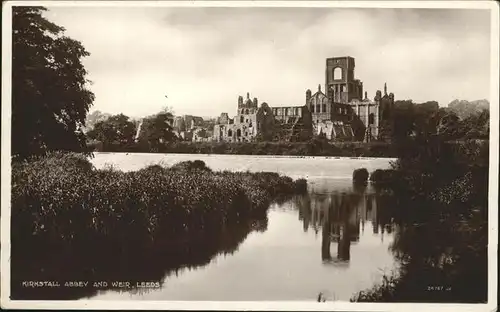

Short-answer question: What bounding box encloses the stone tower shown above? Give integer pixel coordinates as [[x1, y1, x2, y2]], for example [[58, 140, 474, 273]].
[[325, 56, 363, 103], [238, 92, 258, 110]]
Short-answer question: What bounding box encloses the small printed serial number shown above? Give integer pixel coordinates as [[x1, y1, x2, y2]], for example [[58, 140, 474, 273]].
[[427, 285, 452, 291]]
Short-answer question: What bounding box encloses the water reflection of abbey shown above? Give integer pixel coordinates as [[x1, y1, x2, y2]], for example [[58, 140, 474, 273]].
[[294, 187, 394, 266]]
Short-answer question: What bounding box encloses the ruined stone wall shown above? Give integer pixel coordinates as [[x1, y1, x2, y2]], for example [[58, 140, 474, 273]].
[[272, 106, 303, 122], [217, 113, 229, 125], [213, 123, 257, 143], [272, 105, 313, 142], [349, 99, 380, 142], [193, 128, 213, 142], [212, 93, 260, 143], [315, 121, 354, 141]]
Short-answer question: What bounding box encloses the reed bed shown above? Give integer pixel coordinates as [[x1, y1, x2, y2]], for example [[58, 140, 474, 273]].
[[12, 152, 306, 250]]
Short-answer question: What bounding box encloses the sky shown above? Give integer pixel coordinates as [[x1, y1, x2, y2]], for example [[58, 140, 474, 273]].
[[42, 6, 492, 119]]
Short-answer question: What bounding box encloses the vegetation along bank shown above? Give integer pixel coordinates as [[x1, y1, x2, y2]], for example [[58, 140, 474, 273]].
[[350, 138, 489, 303]]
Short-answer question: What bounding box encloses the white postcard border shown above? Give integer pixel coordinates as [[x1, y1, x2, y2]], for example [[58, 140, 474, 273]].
[[1, 1, 498, 311]]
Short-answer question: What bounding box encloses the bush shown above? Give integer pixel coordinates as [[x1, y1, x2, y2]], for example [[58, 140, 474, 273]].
[[369, 169, 399, 186], [170, 160, 212, 172], [294, 178, 308, 193], [352, 168, 369, 184]]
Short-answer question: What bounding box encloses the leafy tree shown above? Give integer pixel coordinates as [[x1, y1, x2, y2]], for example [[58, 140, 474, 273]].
[[391, 100, 416, 142], [391, 98, 490, 143], [83, 110, 111, 133], [137, 112, 177, 152], [12, 7, 95, 159], [448, 99, 489, 120], [390, 100, 444, 141], [437, 110, 461, 139], [413, 101, 441, 137], [87, 114, 137, 150], [417, 101, 439, 113], [460, 109, 489, 139]]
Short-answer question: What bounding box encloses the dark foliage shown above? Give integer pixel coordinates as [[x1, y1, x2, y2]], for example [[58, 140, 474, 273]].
[[352, 168, 369, 184], [170, 160, 212, 172], [86, 114, 137, 151], [369, 169, 400, 188], [351, 138, 489, 303], [137, 112, 177, 152], [12, 7, 95, 159], [391, 99, 489, 143], [87, 138, 397, 158]]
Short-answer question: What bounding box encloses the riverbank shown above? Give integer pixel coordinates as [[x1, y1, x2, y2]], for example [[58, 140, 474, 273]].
[[89, 140, 397, 158], [350, 138, 489, 303], [10, 152, 307, 299]]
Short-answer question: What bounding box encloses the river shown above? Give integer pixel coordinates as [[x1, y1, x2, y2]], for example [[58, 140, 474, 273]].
[[88, 153, 398, 301]]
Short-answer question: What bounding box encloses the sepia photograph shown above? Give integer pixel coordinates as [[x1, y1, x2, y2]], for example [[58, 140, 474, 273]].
[[1, 1, 498, 311]]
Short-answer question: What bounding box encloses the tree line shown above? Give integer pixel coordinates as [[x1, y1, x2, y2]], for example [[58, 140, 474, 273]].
[[77, 99, 492, 155], [389, 100, 489, 142], [86, 110, 177, 153]]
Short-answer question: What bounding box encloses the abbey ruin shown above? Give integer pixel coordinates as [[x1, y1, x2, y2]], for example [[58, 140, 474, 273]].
[[213, 56, 395, 143]]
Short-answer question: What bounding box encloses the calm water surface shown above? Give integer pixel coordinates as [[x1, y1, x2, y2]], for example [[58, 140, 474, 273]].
[[90, 153, 397, 301]]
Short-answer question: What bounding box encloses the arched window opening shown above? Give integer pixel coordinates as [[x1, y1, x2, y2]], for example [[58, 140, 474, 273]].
[[245, 109, 249, 114], [228, 129, 233, 137], [316, 104, 321, 113], [237, 129, 242, 137], [322, 104, 327, 113], [311, 104, 315, 113], [333, 67, 342, 80], [241, 109, 245, 114], [240, 116, 244, 123], [369, 113, 375, 125]]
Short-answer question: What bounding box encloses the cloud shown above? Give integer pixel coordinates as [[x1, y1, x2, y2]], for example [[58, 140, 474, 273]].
[[42, 6, 491, 118]]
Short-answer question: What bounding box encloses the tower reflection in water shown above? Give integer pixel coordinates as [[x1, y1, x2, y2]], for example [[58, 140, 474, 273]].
[[295, 183, 394, 267]]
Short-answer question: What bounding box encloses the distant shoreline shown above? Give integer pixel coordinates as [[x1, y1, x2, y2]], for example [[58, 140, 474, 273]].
[[93, 152, 398, 161], [87, 139, 398, 158]]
